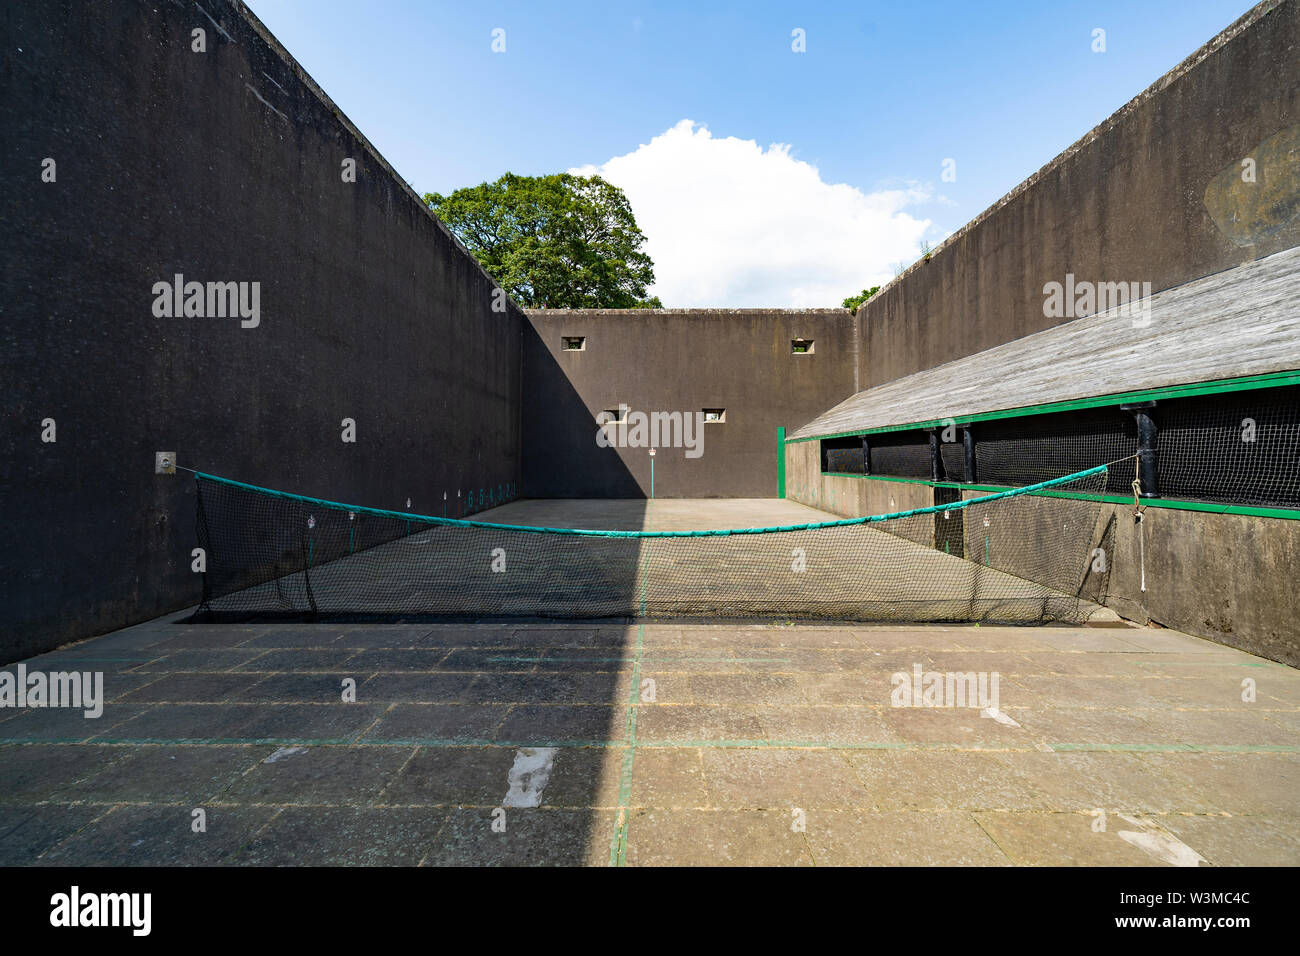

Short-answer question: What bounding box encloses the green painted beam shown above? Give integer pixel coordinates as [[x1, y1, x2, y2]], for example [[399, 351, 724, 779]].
[[789, 369, 1300, 443], [776, 426, 787, 498], [819, 472, 1300, 521]]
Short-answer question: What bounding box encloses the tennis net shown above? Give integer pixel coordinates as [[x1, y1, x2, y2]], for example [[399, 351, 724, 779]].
[[192, 464, 1111, 624]]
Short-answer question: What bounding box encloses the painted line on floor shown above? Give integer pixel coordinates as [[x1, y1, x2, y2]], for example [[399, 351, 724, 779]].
[[6, 737, 1297, 753], [486, 655, 792, 664], [609, 512, 656, 867]]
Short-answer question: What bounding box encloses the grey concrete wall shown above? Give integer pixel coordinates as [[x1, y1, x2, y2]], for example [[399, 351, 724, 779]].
[[1099, 505, 1300, 666], [0, 0, 523, 661], [961, 487, 1300, 668], [523, 310, 857, 498], [787, 439, 1300, 666], [856, 0, 1300, 389], [785, 441, 933, 542]]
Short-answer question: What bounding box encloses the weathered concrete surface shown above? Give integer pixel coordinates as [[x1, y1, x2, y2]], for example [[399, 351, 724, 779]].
[[857, 0, 1300, 389], [1102, 504, 1300, 666], [0, 0, 524, 661], [482, 496, 832, 531], [2, 616, 1295, 866], [1, 500, 1296, 866], [522, 310, 857, 498]]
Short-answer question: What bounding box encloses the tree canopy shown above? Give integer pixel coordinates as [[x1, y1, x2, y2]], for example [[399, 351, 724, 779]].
[[842, 285, 881, 312], [424, 172, 662, 309]]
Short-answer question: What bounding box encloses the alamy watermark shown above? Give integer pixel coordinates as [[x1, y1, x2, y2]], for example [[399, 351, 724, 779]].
[[596, 405, 706, 458], [0, 664, 104, 718], [50, 886, 151, 936], [1043, 274, 1152, 326], [152, 273, 260, 328], [890, 663, 1000, 711]]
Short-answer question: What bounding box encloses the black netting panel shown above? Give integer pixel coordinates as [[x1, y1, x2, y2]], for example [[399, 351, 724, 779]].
[[869, 431, 932, 479], [1158, 386, 1300, 506], [939, 442, 966, 481], [821, 436, 865, 474], [976, 409, 1137, 494]]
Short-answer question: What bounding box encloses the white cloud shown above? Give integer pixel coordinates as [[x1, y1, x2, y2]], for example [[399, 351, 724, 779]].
[[570, 119, 933, 308]]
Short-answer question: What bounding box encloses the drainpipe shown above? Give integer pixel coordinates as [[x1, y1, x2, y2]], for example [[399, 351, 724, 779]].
[[1121, 402, 1159, 498]]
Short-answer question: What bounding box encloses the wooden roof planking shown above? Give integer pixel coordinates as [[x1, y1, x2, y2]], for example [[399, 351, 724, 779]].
[[791, 244, 1300, 441]]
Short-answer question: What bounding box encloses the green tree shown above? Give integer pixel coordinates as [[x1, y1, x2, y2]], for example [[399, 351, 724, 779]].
[[424, 172, 661, 309], [842, 285, 881, 312]]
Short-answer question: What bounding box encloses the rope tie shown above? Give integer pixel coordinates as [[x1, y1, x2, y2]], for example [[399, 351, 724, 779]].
[[1132, 459, 1147, 594]]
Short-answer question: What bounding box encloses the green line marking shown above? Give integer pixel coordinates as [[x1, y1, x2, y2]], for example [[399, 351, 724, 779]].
[[55, 737, 626, 748], [487, 656, 792, 664], [788, 369, 1300, 443], [15, 657, 156, 664], [610, 507, 655, 867], [6, 738, 1297, 753]]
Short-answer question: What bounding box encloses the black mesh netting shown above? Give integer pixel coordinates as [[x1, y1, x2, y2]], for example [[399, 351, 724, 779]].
[[975, 409, 1138, 494], [1158, 387, 1300, 507], [193, 467, 1110, 625]]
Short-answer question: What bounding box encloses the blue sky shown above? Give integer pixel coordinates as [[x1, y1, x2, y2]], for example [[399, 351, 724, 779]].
[[246, 0, 1257, 306]]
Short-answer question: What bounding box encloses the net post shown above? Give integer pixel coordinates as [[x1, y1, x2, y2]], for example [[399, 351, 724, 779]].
[[963, 426, 977, 483], [776, 426, 786, 498], [928, 429, 945, 482], [861, 435, 871, 476], [1121, 401, 1160, 497]]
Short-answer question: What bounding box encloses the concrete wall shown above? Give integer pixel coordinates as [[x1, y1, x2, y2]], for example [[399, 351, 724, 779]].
[[786, 441, 1300, 666], [0, 0, 523, 662], [523, 310, 857, 498], [856, 0, 1300, 389], [1101, 505, 1300, 666]]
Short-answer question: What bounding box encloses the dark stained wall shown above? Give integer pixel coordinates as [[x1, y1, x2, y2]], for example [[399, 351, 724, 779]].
[[522, 310, 857, 498], [0, 0, 523, 661]]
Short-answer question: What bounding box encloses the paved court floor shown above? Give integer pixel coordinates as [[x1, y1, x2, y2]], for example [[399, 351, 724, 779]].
[[2, 500, 1298, 866]]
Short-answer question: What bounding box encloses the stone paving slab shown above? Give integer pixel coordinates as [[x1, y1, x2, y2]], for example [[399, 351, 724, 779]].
[[2, 496, 1297, 866]]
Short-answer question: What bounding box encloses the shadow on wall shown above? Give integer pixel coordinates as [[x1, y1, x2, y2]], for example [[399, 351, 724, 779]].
[[520, 321, 644, 498]]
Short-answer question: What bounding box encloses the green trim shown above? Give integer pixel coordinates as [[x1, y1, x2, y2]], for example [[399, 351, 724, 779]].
[[818, 473, 1300, 521], [610, 500, 655, 866], [789, 369, 1300, 443], [1036, 492, 1300, 520], [777, 426, 787, 498]]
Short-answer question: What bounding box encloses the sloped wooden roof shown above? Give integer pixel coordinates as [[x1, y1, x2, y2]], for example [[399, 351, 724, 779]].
[[792, 245, 1300, 440]]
